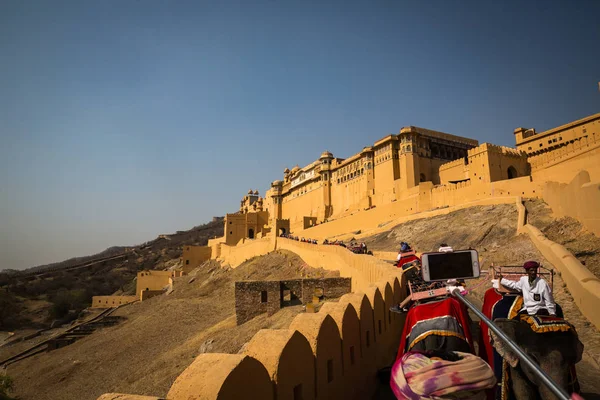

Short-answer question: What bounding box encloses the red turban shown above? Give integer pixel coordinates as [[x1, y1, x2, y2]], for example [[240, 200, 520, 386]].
[[523, 261, 539, 270]]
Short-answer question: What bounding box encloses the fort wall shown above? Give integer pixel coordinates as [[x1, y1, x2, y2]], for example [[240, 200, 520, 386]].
[[91, 296, 137, 309], [531, 140, 600, 183], [181, 245, 212, 273], [541, 171, 600, 237], [136, 271, 172, 297], [522, 223, 600, 330], [217, 236, 275, 267]]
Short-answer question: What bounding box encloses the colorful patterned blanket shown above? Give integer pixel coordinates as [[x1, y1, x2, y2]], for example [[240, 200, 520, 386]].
[[390, 350, 496, 399], [397, 298, 474, 359], [518, 314, 575, 334]]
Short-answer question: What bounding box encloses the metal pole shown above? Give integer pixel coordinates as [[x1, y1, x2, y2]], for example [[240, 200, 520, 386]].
[[449, 288, 571, 400]]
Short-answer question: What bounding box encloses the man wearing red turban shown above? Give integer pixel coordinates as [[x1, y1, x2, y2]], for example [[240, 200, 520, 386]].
[[497, 261, 556, 316]]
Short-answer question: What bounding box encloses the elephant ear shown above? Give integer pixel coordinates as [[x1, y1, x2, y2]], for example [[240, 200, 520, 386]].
[[490, 319, 520, 368]]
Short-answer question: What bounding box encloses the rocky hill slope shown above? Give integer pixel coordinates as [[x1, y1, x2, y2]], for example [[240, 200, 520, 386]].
[[0, 218, 224, 331], [1, 250, 339, 400]]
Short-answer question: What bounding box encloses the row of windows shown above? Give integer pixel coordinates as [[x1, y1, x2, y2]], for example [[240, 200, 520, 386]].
[[527, 136, 564, 151], [337, 168, 365, 183], [334, 160, 363, 177], [375, 143, 392, 155]]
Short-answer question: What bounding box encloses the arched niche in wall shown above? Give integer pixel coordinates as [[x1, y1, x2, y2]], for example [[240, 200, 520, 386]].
[[167, 354, 273, 400], [289, 313, 343, 400], [244, 329, 315, 400]]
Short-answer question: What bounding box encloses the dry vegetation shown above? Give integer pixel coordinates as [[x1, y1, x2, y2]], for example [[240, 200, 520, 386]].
[[0, 219, 224, 331], [363, 203, 600, 397], [2, 250, 338, 400]]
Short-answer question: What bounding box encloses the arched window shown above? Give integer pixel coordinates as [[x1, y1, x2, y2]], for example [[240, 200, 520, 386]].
[[248, 229, 255, 239], [507, 166, 518, 179], [420, 173, 426, 182]]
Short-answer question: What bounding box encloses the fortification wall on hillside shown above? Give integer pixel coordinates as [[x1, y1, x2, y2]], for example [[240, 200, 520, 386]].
[[136, 271, 172, 297], [91, 296, 137, 309], [98, 231, 405, 400], [541, 171, 600, 237], [181, 245, 211, 273], [217, 236, 274, 267]]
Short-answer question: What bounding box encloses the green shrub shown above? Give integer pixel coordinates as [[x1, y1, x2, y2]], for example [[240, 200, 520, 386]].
[[0, 374, 14, 396]]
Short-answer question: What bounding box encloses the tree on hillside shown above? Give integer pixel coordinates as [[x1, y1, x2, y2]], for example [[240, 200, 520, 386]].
[[49, 288, 88, 320], [0, 290, 21, 330], [0, 374, 15, 400]]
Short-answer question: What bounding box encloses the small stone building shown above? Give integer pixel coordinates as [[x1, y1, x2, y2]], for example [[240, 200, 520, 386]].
[[234, 277, 352, 325]]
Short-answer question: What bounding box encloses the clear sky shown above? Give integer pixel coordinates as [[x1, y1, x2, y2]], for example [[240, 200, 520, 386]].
[[1, 0, 599, 270]]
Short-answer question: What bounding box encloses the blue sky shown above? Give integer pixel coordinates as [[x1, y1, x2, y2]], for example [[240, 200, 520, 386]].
[[1, 0, 599, 270]]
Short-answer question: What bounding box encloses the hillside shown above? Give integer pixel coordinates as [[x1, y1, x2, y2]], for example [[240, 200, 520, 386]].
[[1, 250, 339, 400], [362, 202, 600, 396], [4, 203, 600, 399], [0, 218, 224, 331]]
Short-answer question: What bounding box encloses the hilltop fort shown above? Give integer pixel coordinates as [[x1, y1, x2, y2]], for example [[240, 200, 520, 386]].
[[4, 112, 599, 400], [84, 111, 600, 400], [200, 112, 599, 253]]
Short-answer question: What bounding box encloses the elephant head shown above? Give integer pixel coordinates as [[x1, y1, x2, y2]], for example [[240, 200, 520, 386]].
[[490, 318, 583, 400]]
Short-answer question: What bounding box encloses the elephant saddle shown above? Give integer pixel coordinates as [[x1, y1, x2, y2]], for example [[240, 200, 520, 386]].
[[396, 297, 474, 359], [518, 314, 576, 334]]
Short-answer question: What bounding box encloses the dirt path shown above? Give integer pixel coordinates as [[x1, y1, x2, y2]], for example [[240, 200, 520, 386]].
[[364, 203, 600, 396]]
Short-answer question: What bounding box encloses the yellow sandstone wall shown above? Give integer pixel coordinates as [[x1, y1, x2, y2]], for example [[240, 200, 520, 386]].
[[531, 140, 600, 183], [91, 296, 137, 309], [282, 185, 324, 228], [181, 245, 212, 273], [217, 236, 275, 267], [136, 271, 172, 297], [541, 171, 600, 236], [330, 174, 369, 218]]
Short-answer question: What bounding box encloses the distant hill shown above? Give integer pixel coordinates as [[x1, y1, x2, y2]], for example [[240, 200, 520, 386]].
[[20, 246, 131, 275], [0, 218, 224, 330], [14, 218, 226, 276]]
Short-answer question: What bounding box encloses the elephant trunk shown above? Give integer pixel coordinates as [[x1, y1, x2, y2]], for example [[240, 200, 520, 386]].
[[536, 357, 569, 400]]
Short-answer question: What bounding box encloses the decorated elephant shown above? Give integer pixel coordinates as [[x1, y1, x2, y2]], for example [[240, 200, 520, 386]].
[[491, 317, 582, 400], [480, 287, 581, 400]]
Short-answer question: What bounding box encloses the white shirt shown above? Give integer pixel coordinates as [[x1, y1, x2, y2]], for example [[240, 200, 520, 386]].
[[500, 276, 556, 315]]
